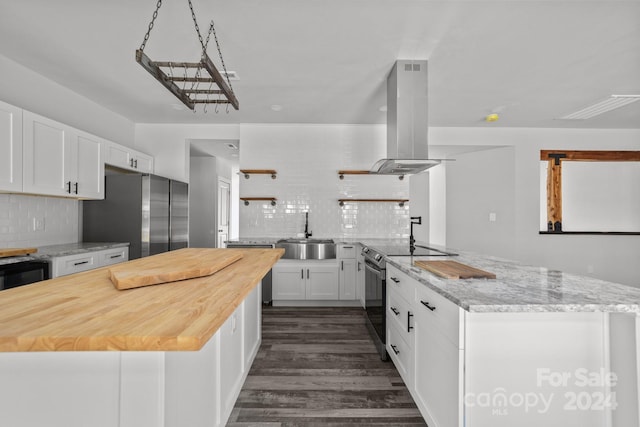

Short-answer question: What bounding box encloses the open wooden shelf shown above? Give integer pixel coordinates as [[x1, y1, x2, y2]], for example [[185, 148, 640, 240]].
[[240, 197, 277, 206], [338, 198, 409, 207], [338, 170, 404, 180], [240, 169, 277, 179]]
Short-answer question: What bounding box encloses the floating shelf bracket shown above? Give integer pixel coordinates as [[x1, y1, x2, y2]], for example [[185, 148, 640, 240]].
[[240, 197, 277, 206], [338, 170, 404, 180], [240, 169, 277, 179], [338, 198, 409, 207]]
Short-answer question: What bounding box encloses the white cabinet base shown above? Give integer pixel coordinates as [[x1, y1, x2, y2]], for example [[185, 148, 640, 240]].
[[0, 284, 262, 427]]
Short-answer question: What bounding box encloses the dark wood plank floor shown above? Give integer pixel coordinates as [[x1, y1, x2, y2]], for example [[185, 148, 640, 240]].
[[227, 306, 427, 426]]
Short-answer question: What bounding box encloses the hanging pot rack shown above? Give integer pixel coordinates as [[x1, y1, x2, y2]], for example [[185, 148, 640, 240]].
[[135, 0, 239, 112]]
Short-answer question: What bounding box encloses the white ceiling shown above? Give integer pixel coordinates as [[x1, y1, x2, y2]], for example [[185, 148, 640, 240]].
[[1, 0, 639, 129]]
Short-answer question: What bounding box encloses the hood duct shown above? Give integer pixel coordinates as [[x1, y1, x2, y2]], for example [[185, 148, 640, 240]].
[[370, 60, 441, 175]]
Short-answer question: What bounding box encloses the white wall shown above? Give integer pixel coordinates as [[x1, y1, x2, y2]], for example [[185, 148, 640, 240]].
[[432, 127, 640, 287], [239, 124, 411, 239], [135, 124, 240, 181], [0, 194, 79, 248], [0, 54, 134, 146]]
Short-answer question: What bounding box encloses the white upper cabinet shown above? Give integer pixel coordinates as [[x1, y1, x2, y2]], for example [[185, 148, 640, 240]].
[[104, 141, 154, 173], [23, 111, 104, 199], [0, 100, 23, 192]]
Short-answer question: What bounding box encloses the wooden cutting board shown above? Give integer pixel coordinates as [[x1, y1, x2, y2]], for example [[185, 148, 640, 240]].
[[0, 247, 37, 258], [109, 248, 244, 290], [414, 260, 496, 279]]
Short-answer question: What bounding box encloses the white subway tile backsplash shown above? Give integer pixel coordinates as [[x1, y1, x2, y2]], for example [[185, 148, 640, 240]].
[[0, 194, 79, 248], [239, 124, 410, 239]]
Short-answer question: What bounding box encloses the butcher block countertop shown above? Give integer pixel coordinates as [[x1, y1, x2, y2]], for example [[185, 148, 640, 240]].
[[0, 248, 283, 352]]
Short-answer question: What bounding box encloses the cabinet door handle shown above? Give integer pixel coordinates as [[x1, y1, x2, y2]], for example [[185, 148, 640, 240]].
[[343, 246, 353, 249], [390, 307, 400, 316], [407, 312, 414, 332], [134, 159, 138, 168], [420, 300, 436, 311], [307, 269, 310, 279], [390, 277, 400, 283], [341, 260, 344, 270], [74, 182, 78, 194], [390, 344, 400, 355], [301, 269, 304, 279], [357, 262, 361, 272], [110, 254, 122, 259], [73, 260, 89, 266], [66, 181, 72, 193], [129, 158, 134, 167]]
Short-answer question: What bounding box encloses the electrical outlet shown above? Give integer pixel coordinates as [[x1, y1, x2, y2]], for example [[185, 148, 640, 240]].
[[34, 217, 45, 231], [489, 212, 497, 222]]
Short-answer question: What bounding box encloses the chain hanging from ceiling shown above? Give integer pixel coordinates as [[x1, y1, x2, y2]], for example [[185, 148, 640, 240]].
[[135, 0, 239, 112]]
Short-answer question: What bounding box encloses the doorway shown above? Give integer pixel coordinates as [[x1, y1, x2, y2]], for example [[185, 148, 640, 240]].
[[217, 177, 231, 247]]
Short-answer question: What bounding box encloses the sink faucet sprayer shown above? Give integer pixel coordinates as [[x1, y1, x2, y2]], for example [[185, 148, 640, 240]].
[[409, 216, 422, 254], [304, 212, 312, 238]]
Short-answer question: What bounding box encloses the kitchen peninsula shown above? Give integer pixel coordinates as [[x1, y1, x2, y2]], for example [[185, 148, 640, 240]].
[[0, 248, 283, 427]]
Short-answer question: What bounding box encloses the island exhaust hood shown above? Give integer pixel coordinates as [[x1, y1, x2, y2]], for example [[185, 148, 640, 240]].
[[370, 60, 441, 175]]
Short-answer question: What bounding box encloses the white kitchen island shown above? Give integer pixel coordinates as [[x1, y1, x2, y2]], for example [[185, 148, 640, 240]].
[[0, 248, 283, 427], [382, 249, 640, 427]]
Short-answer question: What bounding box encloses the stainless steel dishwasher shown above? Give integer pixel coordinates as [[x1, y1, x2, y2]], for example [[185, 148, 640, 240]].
[[224, 242, 274, 305]]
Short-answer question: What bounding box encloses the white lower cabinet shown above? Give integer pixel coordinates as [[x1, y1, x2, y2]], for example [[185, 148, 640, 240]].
[[356, 246, 365, 308], [272, 260, 339, 300], [387, 263, 617, 427], [50, 246, 129, 278], [413, 289, 463, 427], [0, 283, 262, 427]]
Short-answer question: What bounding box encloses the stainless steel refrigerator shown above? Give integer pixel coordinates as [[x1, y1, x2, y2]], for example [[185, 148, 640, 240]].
[[82, 174, 188, 259]]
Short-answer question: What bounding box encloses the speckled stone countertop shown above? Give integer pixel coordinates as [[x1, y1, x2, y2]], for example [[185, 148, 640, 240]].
[[31, 242, 130, 258], [0, 242, 129, 266], [385, 251, 640, 314]]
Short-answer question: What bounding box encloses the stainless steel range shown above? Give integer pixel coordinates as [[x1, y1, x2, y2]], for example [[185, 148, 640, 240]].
[[362, 243, 456, 361]]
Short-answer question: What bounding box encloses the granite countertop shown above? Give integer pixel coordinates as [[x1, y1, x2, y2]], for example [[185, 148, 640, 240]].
[[31, 242, 130, 259], [385, 251, 640, 314], [0, 242, 129, 266]]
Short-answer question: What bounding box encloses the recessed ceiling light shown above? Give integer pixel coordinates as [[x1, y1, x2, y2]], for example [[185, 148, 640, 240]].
[[270, 104, 283, 112], [558, 95, 640, 120]]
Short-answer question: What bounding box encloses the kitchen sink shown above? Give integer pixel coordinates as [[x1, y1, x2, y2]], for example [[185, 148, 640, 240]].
[[276, 239, 336, 259]]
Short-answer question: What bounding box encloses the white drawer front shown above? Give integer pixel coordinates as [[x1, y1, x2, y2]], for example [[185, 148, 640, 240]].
[[100, 247, 129, 266], [336, 244, 357, 259], [387, 324, 413, 387], [415, 283, 462, 348], [388, 291, 413, 344], [386, 265, 415, 304], [54, 254, 97, 277]]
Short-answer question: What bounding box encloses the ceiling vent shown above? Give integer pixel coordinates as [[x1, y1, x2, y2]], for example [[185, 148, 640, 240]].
[[558, 95, 640, 120]]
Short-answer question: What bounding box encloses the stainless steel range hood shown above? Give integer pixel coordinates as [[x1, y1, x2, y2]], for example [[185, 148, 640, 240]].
[[371, 60, 441, 175]]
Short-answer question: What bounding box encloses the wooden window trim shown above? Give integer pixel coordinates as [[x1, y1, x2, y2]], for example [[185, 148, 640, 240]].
[[540, 150, 640, 233]]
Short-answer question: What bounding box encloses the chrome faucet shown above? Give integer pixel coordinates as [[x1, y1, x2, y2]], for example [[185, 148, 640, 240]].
[[304, 212, 312, 238]]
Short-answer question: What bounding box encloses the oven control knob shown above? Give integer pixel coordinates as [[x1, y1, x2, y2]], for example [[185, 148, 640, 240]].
[[362, 247, 369, 254], [374, 254, 382, 262]]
